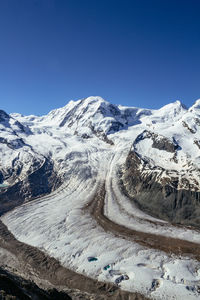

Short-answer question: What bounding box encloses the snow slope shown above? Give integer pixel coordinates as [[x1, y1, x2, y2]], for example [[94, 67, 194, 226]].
[[1, 96, 200, 299]]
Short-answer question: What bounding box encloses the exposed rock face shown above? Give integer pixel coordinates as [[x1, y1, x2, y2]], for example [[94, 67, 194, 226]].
[[0, 110, 9, 122], [182, 121, 196, 134], [0, 108, 64, 215], [0, 137, 26, 150], [0, 158, 62, 215], [121, 151, 200, 228], [0, 109, 31, 135], [134, 130, 179, 153]]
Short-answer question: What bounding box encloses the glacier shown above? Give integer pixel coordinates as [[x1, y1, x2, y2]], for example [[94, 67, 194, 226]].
[[1, 96, 200, 299]]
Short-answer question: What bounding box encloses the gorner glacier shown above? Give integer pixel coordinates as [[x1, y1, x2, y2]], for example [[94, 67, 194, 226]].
[[1, 96, 200, 299]]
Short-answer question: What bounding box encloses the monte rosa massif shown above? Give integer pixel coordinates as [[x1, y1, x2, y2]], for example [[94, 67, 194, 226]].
[[1, 96, 200, 299]]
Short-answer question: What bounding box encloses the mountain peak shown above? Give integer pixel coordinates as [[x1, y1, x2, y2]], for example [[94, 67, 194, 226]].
[[57, 96, 123, 135], [189, 99, 200, 113], [82, 96, 107, 103], [160, 100, 187, 111], [149, 100, 187, 124]]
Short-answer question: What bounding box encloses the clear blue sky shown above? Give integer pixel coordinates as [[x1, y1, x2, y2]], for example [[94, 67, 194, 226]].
[[1, 0, 200, 115]]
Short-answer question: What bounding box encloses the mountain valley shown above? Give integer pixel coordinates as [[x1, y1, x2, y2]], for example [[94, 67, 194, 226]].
[[1, 96, 200, 299]]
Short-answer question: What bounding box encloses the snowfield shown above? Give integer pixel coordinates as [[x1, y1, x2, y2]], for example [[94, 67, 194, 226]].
[[1, 96, 200, 299]]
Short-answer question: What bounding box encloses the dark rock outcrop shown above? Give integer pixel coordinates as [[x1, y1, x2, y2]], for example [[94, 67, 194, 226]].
[[0, 267, 72, 300], [0, 110, 10, 122], [0, 110, 32, 135], [121, 151, 200, 228], [0, 158, 62, 216], [134, 130, 179, 153], [182, 121, 196, 134], [0, 137, 25, 150]]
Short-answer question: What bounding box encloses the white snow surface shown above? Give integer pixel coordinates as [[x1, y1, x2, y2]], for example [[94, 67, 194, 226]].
[[2, 96, 200, 299]]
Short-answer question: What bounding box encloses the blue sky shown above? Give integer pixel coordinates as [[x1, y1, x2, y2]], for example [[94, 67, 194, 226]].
[[1, 0, 200, 115]]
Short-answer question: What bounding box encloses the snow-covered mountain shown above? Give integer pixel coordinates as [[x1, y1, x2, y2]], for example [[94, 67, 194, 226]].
[[2, 96, 200, 211], [1, 96, 200, 299]]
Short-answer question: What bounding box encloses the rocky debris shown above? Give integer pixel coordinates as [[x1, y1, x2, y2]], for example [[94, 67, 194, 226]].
[[88, 183, 200, 262], [0, 267, 72, 300]]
